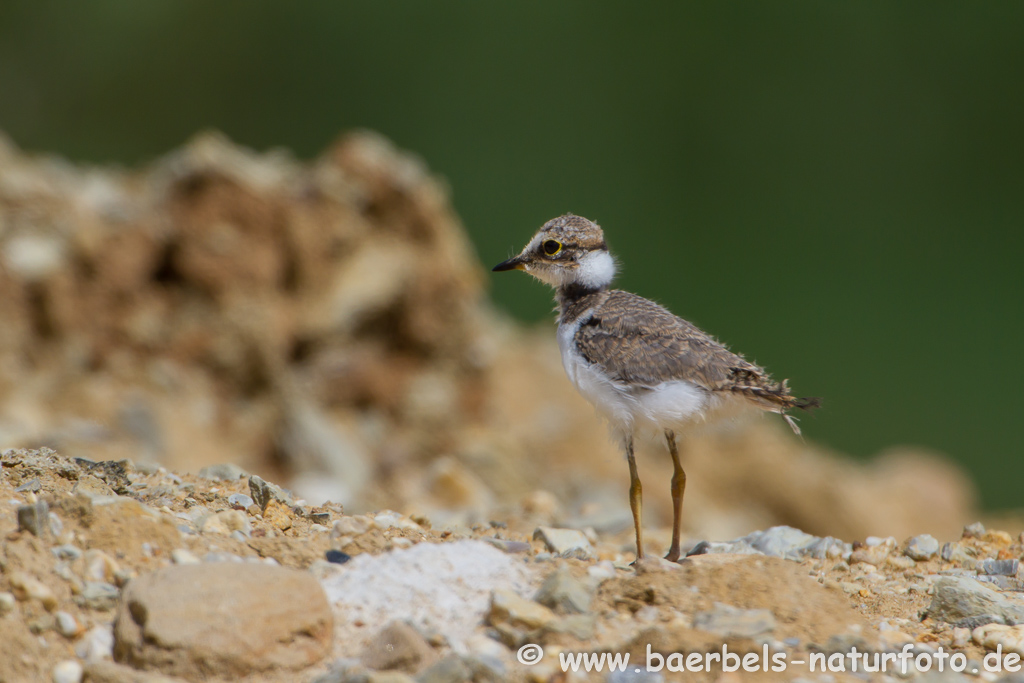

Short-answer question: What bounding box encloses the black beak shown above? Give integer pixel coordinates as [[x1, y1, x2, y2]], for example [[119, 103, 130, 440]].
[[492, 255, 526, 272]]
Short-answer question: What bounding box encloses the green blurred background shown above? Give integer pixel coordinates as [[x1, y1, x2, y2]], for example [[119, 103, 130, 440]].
[[1, 3, 1021, 508]]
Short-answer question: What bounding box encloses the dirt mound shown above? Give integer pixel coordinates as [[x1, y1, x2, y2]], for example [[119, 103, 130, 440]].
[[0, 130, 977, 545]]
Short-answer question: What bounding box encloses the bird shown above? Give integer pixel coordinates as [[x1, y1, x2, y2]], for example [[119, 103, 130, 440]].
[[492, 213, 820, 562]]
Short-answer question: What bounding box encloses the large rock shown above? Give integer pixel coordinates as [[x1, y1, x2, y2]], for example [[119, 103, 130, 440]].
[[925, 576, 1024, 627], [113, 563, 332, 678]]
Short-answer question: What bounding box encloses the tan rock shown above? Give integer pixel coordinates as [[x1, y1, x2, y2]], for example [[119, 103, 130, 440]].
[[10, 572, 58, 611], [262, 500, 293, 531], [113, 563, 332, 677], [488, 589, 556, 630], [361, 621, 435, 673]]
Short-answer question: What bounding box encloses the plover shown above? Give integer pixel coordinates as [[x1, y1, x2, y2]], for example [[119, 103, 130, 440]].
[[493, 214, 820, 561]]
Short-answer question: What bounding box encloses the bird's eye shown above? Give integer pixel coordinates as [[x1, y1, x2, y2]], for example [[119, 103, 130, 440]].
[[543, 240, 562, 256]]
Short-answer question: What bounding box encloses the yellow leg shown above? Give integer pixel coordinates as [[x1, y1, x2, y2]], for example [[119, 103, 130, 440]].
[[625, 435, 644, 560], [664, 429, 686, 562]]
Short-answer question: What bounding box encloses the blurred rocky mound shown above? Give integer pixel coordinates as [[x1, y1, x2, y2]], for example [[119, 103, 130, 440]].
[[0, 130, 976, 543]]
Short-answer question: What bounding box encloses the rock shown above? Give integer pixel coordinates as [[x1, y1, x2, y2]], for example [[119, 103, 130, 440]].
[[248, 475, 293, 511], [197, 463, 248, 481], [76, 625, 114, 662], [72, 475, 115, 499], [17, 500, 49, 537], [83, 660, 187, 683], [371, 510, 422, 531], [321, 541, 535, 651], [84, 550, 121, 584], [227, 493, 253, 510], [850, 537, 897, 565], [200, 510, 250, 536], [262, 500, 293, 531], [53, 545, 84, 561], [941, 541, 978, 566], [534, 566, 593, 614], [978, 559, 1019, 576], [744, 526, 817, 558], [972, 623, 1024, 656], [55, 611, 82, 638], [170, 549, 200, 565], [416, 654, 472, 683], [325, 550, 351, 564], [52, 660, 83, 683], [488, 589, 556, 630], [532, 526, 594, 559], [0, 591, 16, 615], [952, 626, 971, 648], [925, 576, 1024, 626], [10, 572, 58, 611], [78, 582, 120, 611], [361, 621, 435, 673], [692, 602, 776, 638], [332, 515, 373, 537], [963, 522, 986, 538], [905, 534, 939, 561], [15, 477, 41, 492], [113, 563, 332, 677]]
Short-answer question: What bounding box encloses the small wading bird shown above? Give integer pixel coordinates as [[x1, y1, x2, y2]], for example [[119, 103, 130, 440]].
[[493, 214, 820, 561]]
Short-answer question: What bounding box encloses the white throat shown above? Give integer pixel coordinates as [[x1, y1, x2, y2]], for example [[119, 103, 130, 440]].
[[575, 250, 616, 289]]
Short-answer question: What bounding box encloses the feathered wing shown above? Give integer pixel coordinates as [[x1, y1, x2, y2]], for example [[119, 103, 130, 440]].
[[573, 291, 818, 412]]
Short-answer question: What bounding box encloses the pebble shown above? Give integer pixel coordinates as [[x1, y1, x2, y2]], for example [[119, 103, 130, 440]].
[[10, 571, 58, 611], [534, 565, 593, 614], [687, 526, 850, 560], [84, 549, 121, 584], [693, 602, 776, 638], [372, 510, 422, 531], [978, 558, 1019, 576], [972, 623, 1024, 656], [200, 509, 251, 536], [484, 538, 531, 554], [904, 534, 939, 561], [361, 621, 435, 673], [52, 660, 83, 683], [952, 626, 971, 648], [248, 474, 293, 511], [171, 548, 201, 565], [17, 499, 49, 536], [52, 544, 84, 561], [198, 463, 248, 481], [227, 493, 254, 509], [532, 526, 594, 559], [75, 625, 114, 662], [332, 515, 373, 537], [0, 591, 16, 615], [488, 589, 556, 630], [55, 611, 81, 638], [963, 522, 986, 538], [850, 537, 896, 565], [325, 550, 351, 564], [77, 582, 120, 611], [15, 477, 41, 492]]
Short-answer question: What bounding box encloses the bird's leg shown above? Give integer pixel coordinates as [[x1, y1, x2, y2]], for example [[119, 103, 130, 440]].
[[625, 434, 644, 561], [664, 429, 686, 562]]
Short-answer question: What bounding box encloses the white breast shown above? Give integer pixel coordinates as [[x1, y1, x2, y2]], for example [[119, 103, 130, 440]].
[[557, 316, 711, 438]]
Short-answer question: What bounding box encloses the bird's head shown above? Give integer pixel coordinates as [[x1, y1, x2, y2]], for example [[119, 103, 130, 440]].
[[492, 213, 616, 291]]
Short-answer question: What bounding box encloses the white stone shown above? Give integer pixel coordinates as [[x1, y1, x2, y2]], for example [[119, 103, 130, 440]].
[[51, 660, 83, 683]]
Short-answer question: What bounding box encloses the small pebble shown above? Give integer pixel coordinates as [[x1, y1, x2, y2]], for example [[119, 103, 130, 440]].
[[332, 516, 372, 537], [52, 660, 83, 683], [17, 500, 49, 537], [532, 526, 594, 559], [0, 591, 16, 615], [963, 522, 986, 538], [905, 534, 939, 561], [55, 611, 80, 638], [15, 477, 41, 492], [77, 582, 120, 611], [52, 545, 83, 561], [978, 558, 1019, 576], [228, 493, 253, 510], [10, 572, 58, 611], [325, 550, 351, 564], [171, 548, 201, 565], [75, 625, 114, 662]]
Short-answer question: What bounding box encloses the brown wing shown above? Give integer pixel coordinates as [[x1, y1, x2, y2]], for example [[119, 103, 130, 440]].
[[573, 291, 810, 409]]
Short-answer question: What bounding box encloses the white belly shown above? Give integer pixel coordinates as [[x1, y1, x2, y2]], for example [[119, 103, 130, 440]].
[[557, 318, 710, 437]]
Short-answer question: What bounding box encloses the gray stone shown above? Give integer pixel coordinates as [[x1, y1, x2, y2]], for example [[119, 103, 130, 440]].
[[17, 500, 49, 537], [484, 538, 531, 554], [15, 477, 41, 492], [744, 526, 817, 558], [963, 522, 986, 538], [53, 544, 84, 561], [532, 526, 594, 559], [925, 576, 1024, 626], [801, 536, 850, 560], [534, 565, 593, 614], [52, 660, 83, 683], [905, 534, 940, 561], [77, 581, 120, 611], [416, 655, 471, 683], [55, 610, 80, 637], [227, 493, 253, 509], [692, 602, 776, 638], [248, 474, 294, 511], [979, 559, 1020, 576], [198, 463, 248, 481]]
